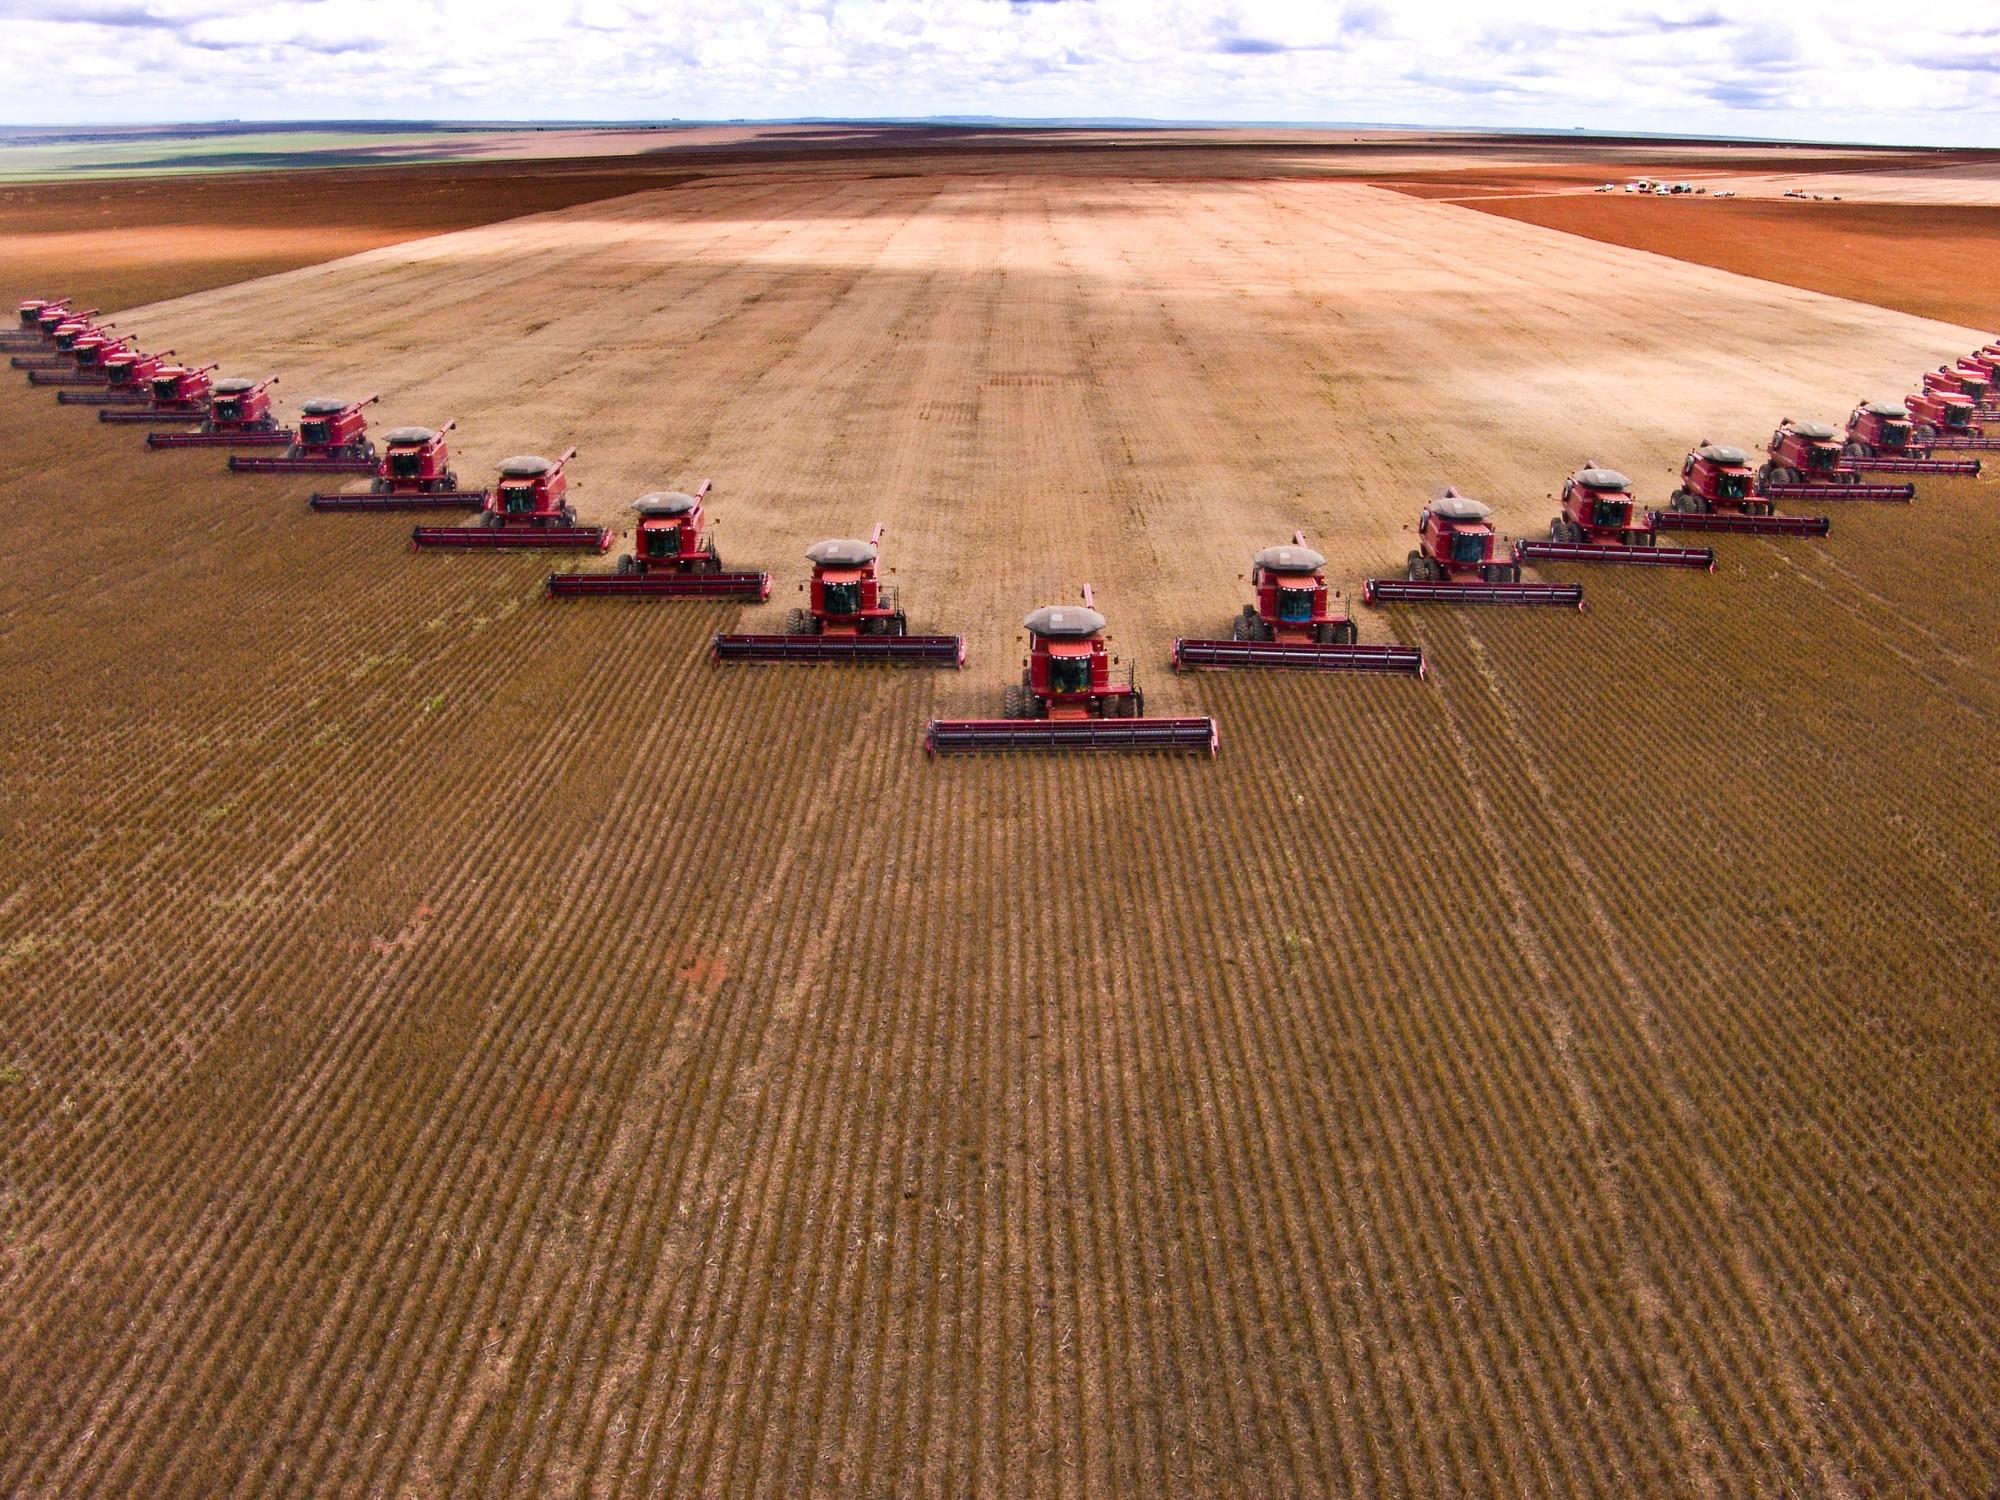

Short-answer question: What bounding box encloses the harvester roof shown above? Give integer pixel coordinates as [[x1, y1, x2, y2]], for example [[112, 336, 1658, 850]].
[[1574, 467, 1631, 491], [498, 454, 556, 477], [1862, 401, 1907, 419], [1253, 543, 1325, 573], [805, 537, 878, 568], [213, 377, 259, 394], [1023, 603, 1106, 638], [1788, 420, 1837, 441], [1696, 443, 1752, 467], [1431, 493, 1492, 522], [384, 426, 438, 444], [632, 491, 701, 517], [300, 396, 351, 415]]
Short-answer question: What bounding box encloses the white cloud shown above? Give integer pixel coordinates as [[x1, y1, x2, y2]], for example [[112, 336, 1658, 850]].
[[1, 0, 1997, 145]]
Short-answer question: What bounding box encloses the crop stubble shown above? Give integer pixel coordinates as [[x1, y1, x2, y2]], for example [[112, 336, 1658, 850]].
[[0, 158, 1996, 1496]]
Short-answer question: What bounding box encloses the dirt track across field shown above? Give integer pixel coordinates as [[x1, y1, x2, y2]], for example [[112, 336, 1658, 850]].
[[2, 144, 1998, 1497]]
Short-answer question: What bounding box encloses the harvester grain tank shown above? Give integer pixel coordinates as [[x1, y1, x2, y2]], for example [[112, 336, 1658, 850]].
[[1364, 490, 1584, 606], [1650, 443, 1830, 537], [713, 524, 961, 662], [309, 420, 489, 510], [56, 346, 176, 405], [1172, 532, 1427, 673], [98, 362, 220, 424], [410, 448, 608, 550], [1840, 401, 1983, 474], [926, 585, 1216, 755], [1512, 466, 1715, 569], [1756, 421, 1913, 502], [229, 394, 381, 474], [145, 375, 291, 448], [548, 482, 770, 599], [26, 331, 133, 386]]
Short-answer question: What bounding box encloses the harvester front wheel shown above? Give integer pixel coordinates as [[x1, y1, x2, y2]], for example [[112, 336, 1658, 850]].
[[1842, 440, 1869, 462], [1915, 423, 1939, 447], [784, 607, 812, 636], [1405, 550, 1427, 582], [1002, 684, 1030, 720]]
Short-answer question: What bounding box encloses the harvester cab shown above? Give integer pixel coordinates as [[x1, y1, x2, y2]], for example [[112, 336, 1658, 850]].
[[1510, 467, 1714, 570], [489, 448, 578, 527], [1365, 490, 1583, 605], [1844, 401, 1914, 458], [49, 316, 104, 352], [1761, 421, 1843, 486], [294, 394, 379, 458], [1171, 531, 1426, 673], [925, 584, 1215, 754], [789, 524, 904, 638], [207, 375, 278, 430], [69, 331, 130, 369], [624, 483, 720, 575]]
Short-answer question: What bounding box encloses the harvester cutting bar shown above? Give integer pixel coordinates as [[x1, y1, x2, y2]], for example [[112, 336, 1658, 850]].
[[1513, 539, 1714, 570], [1362, 579, 1584, 608], [1761, 481, 1912, 503], [57, 388, 150, 405], [712, 632, 965, 666], [11, 355, 76, 371], [1646, 509, 1829, 537], [146, 429, 295, 449], [410, 525, 611, 552], [99, 406, 204, 424], [548, 570, 771, 600], [27, 368, 114, 387], [1847, 455, 1981, 475], [227, 454, 377, 474], [1170, 637, 1427, 675], [1925, 437, 2000, 454], [310, 490, 488, 512], [925, 716, 1218, 756]]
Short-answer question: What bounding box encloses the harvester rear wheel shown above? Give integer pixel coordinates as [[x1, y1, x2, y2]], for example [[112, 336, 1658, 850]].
[[1130, 687, 1145, 718], [890, 611, 909, 637], [698, 545, 721, 574]]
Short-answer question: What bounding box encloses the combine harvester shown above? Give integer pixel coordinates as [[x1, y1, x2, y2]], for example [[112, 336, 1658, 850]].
[[25, 330, 133, 386], [1904, 387, 2000, 454], [927, 585, 1216, 755], [1841, 401, 1981, 474], [228, 395, 380, 474], [1172, 533, 1426, 673], [145, 375, 291, 448], [310, 421, 488, 511], [1513, 466, 1715, 570], [1924, 364, 1999, 419], [714, 525, 960, 662], [410, 448, 608, 551], [1756, 422, 1914, 503], [549, 482, 769, 600], [1652, 444, 1830, 538], [12, 312, 110, 371], [98, 362, 220, 425], [55, 346, 177, 405], [3, 298, 70, 348], [1364, 491, 1584, 607]]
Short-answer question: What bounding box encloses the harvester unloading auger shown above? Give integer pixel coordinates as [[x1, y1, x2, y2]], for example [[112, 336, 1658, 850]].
[[310, 421, 489, 510], [927, 584, 1217, 755], [411, 448, 609, 551], [229, 395, 380, 474], [55, 347, 176, 405], [145, 375, 293, 448], [97, 362, 220, 424], [1755, 423, 1914, 503], [1839, 402, 1982, 475], [548, 481, 769, 599], [1173, 532, 1427, 673], [26, 331, 133, 386], [1651, 444, 1831, 538], [1364, 491, 1584, 607], [714, 524, 961, 663], [1512, 467, 1716, 570]]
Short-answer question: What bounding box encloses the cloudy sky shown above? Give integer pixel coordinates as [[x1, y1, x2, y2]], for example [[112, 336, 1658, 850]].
[[7, 0, 2000, 146]]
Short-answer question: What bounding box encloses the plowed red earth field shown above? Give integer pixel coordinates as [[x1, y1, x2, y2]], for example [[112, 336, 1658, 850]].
[[2, 138, 1996, 1497]]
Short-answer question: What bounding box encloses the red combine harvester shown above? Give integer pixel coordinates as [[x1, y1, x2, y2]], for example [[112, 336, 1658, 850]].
[[4, 298, 69, 346], [1906, 387, 2000, 453], [1756, 421, 1913, 502], [228, 394, 380, 474], [55, 346, 177, 405], [1841, 400, 1983, 474], [548, 482, 770, 599], [1364, 491, 1583, 606], [928, 585, 1216, 755], [11, 313, 110, 371], [145, 375, 291, 448], [411, 448, 608, 551], [1651, 443, 1830, 537], [714, 524, 961, 663], [1925, 364, 1996, 415], [1513, 466, 1716, 569], [98, 362, 220, 424], [310, 421, 488, 510], [25, 331, 133, 386], [1172, 532, 1427, 673]]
